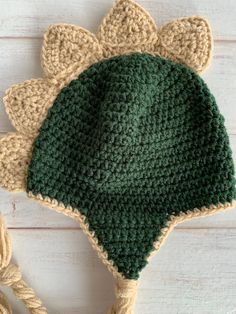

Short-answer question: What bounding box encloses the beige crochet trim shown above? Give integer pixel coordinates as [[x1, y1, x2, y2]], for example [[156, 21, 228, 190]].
[[27, 192, 235, 279], [148, 200, 235, 262], [156, 16, 213, 74], [0, 133, 33, 191], [27, 192, 123, 280]]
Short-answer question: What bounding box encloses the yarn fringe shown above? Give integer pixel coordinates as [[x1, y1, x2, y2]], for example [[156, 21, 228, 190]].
[[107, 278, 138, 314], [0, 214, 47, 313]]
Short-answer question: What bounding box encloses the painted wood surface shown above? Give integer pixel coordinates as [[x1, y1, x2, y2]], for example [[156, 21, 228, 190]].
[[0, 0, 236, 40], [0, 0, 235, 313]]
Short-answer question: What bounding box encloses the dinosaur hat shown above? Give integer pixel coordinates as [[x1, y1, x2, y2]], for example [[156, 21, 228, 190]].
[[0, 0, 235, 313]]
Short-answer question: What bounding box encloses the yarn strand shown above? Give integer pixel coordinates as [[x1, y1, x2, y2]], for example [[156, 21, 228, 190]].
[[107, 278, 138, 314], [0, 291, 12, 314], [0, 214, 47, 314]]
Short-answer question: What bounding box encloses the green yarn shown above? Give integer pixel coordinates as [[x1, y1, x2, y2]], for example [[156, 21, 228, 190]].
[[27, 53, 236, 279]]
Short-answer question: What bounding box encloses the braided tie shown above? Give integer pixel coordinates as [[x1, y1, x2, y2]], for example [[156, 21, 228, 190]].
[[0, 214, 47, 313], [107, 278, 138, 314], [0, 291, 12, 314]]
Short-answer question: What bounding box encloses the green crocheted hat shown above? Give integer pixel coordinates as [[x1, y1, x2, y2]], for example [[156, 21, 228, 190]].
[[0, 0, 235, 313]]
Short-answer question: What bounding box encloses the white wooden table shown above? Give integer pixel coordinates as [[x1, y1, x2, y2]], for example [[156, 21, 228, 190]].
[[0, 0, 236, 313]]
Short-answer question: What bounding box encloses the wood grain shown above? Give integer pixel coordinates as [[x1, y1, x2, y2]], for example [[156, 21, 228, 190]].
[[0, 0, 236, 40], [1, 228, 236, 314]]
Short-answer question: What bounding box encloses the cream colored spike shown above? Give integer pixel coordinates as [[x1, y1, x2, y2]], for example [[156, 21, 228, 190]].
[[41, 24, 103, 77], [97, 0, 158, 58], [0, 134, 33, 192], [4, 79, 58, 136], [156, 17, 213, 73]]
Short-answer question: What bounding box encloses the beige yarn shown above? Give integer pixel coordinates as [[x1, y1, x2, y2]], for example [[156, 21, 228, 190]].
[[107, 279, 138, 314], [0, 215, 47, 314], [0, 134, 33, 191], [148, 201, 235, 261], [41, 24, 103, 77], [156, 16, 213, 73], [0, 291, 12, 314], [97, 0, 158, 58], [4, 79, 58, 137], [27, 192, 123, 280]]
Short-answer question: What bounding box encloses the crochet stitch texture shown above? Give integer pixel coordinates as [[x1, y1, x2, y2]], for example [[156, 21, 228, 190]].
[[0, 0, 235, 312], [27, 53, 235, 279]]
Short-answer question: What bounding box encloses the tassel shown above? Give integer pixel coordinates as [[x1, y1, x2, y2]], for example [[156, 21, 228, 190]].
[[0, 214, 47, 313], [107, 278, 139, 314]]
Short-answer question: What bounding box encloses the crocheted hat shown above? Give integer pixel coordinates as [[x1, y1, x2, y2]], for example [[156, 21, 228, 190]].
[[0, 0, 235, 313]]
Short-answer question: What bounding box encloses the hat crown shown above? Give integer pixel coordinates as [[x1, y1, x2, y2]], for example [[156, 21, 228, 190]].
[[27, 53, 235, 279]]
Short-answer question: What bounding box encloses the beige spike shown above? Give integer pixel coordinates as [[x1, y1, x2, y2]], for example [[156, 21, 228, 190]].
[[156, 16, 213, 73], [4, 79, 58, 136], [0, 133, 33, 192], [97, 0, 158, 58], [42, 24, 103, 77]]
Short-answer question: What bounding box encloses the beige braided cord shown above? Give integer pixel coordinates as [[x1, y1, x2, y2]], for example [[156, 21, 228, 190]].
[[0, 291, 12, 314], [0, 215, 47, 314], [107, 278, 138, 314]]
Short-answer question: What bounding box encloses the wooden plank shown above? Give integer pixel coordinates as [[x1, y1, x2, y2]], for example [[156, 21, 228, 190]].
[[0, 190, 79, 229], [0, 39, 236, 133], [139, 228, 236, 314], [202, 41, 236, 134], [0, 134, 235, 229], [2, 228, 236, 313], [0, 0, 236, 40]]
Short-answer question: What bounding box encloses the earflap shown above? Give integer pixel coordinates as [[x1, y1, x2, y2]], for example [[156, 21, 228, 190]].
[[156, 17, 213, 73]]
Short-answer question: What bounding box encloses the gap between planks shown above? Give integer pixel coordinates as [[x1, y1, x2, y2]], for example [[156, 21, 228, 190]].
[[7, 226, 236, 230], [0, 36, 236, 42]]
